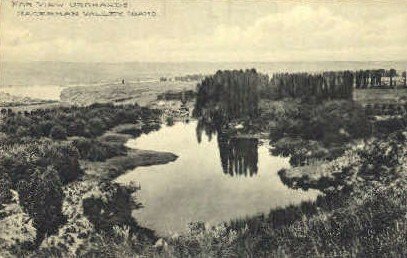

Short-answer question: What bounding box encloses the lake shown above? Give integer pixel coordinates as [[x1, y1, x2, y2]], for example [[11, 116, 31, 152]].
[[115, 121, 320, 235]]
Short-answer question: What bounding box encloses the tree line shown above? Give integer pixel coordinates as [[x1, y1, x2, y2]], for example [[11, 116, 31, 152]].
[[194, 68, 405, 123], [354, 69, 400, 88], [194, 69, 268, 121], [265, 71, 354, 101]]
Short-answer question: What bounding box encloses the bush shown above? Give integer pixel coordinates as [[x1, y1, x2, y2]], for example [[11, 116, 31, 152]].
[[269, 100, 371, 147], [0, 140, 82, 245], [50, 125, 67, 140], [17, 166, 65, 246], [46, 142, 82, 184], [82, 183, 145, 233], [166, 116, 174, 126], [37, 120, 54, 137], [0, 140, 83, 184], [310, 100, 371, 143], [0, 172, 13, 205], [72, 137, 126, 162], [87, 117, 107, 137]]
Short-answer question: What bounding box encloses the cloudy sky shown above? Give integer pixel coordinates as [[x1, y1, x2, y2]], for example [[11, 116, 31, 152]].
[[1, 1, 406, 62]]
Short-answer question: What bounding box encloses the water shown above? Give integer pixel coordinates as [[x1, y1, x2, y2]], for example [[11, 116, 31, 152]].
[[115, 121, 320, 235], [1, 61, 406, 100], [0, 85, 64, 101]]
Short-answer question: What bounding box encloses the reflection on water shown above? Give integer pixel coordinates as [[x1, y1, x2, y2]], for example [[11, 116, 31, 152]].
[[218, 135, 258, 177], [115, 121, 320, 235], [196, 119, 259, 177]]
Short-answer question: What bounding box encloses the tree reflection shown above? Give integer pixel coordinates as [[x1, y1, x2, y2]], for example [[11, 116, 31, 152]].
[[196, 119, 259, 177], [218, 134, 258, 177]]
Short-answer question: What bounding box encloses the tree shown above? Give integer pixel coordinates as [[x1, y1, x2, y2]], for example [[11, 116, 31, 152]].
[[193, 69, 263, 122], [388, 68, 397, 87]]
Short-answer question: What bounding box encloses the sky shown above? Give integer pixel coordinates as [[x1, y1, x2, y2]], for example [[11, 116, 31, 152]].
[[1, 0, 406, 63]]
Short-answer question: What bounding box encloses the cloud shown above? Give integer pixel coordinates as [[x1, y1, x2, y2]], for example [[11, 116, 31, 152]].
[[1, 4, 406, 62]]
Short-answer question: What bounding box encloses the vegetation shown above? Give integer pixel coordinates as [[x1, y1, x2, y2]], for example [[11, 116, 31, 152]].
[[0, 103, 160, 141], [158, 128, 407, 257], [263, 71, 354, 101], [160, 74, 205, 82], [176, 68, 406, 257], [157, 89, 196, 102], [194, 69, 267, 121], [1, 67, 406, 257], [256, 99, 370, 166], [0, 140, 81, 246], [194, 68, 404, 127], [0, 103, 164, 253]]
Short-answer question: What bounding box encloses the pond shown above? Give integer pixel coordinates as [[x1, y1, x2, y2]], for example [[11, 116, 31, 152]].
[[115, 121, 320, 236]]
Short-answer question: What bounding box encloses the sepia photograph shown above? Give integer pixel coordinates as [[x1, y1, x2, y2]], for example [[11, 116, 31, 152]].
[[0, 0, 406, 257]]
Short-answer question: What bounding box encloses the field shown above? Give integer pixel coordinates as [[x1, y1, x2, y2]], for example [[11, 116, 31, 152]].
[[60, 81, 197, 106], [354, 88, 407, 105]]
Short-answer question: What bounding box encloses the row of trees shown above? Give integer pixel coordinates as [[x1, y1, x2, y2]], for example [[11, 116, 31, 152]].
[[194, 68, 405, 123], [354, 69, 399, 88], [194, 69, 268, 121], [265, 71, 354, 101]]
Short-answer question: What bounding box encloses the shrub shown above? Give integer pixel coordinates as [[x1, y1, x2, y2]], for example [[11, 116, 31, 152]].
[[17, 166, 65, 246], [87, 117, 106, 137], [72, 137, 126, 162], [37, 120, 54, 137], [46, 142, 82, 184], [0, 172, 13, 205], [50, 125, 67, 140], [82, 183, 145, 233], [0, 140, 80, 245], [166, 116, 174, 126]]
